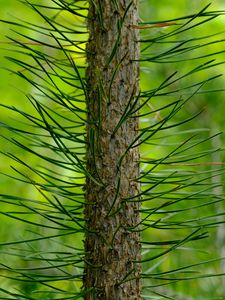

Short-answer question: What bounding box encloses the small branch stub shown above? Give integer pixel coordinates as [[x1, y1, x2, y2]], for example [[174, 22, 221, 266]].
[[131, 21, 178, 29]]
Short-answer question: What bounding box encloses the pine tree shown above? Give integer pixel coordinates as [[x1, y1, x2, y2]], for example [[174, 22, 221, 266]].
[[84, 1, 141, 298], [0, 1, 225, 299]]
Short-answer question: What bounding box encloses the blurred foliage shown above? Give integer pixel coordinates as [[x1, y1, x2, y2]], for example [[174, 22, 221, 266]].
[[0, 0, 225, 299]]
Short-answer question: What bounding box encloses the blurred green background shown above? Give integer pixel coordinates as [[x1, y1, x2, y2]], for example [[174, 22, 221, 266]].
[[1, 0, 225, 299]]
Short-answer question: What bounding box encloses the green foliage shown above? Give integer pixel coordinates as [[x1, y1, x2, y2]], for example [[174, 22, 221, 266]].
[[0, 0, 225, 299]]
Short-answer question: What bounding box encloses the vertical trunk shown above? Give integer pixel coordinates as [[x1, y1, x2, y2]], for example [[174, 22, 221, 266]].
[[84, 1, 141, 299]]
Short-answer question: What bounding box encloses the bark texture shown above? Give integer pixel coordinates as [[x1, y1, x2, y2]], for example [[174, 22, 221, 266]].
[[84, 1, 141, 299]]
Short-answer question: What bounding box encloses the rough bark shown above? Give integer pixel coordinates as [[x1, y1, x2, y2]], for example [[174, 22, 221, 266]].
[[84, 1, 141, 299]]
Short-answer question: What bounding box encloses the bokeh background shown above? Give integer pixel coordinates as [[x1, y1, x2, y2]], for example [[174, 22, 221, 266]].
[[1, 0, 225, 299]]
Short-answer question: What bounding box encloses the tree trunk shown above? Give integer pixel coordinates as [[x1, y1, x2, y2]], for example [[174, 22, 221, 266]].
[[84, 1, 141, 299]]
